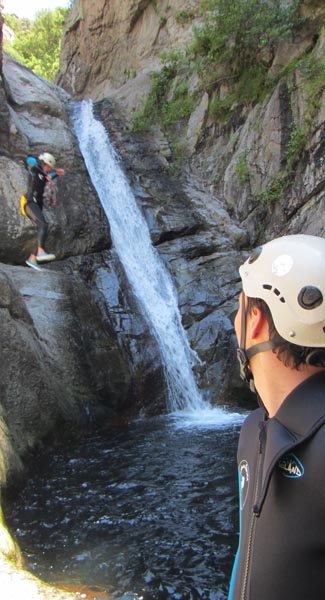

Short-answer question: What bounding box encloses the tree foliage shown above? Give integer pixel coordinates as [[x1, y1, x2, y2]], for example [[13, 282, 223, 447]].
[[4, 13, 29, 33], [4, 7, 69, 82], [134, 0, 311, 132], [193, 0, 306, 73], [191, 0, 308, 107]]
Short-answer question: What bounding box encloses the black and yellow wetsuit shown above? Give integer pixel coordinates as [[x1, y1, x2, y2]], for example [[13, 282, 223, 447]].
[[25, 156, 57, 252]]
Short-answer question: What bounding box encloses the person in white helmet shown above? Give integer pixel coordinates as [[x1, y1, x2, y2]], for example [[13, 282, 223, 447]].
[[24, 152, 65, 271], [229, 234, 325, 600]]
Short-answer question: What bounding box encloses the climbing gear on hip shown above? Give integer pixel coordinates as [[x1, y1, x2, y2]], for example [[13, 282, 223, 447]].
[[20, 194, 28, 217]]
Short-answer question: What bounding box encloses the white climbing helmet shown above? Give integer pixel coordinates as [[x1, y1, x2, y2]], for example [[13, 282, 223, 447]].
[[239, 234, 325, 347], [38, 152, 56, 169]]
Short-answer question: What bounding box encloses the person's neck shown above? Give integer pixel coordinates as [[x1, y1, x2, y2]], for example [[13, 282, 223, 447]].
[[251, 352, 324, 418]]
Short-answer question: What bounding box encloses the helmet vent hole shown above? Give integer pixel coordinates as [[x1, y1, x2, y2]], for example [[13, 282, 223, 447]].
[[262, 284, 286, 303]]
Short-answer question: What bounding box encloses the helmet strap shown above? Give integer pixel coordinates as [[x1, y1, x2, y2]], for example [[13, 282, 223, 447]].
[[237, 292, 255, 391], [237, 347, 256, 392], [237, 293, 277, 393]]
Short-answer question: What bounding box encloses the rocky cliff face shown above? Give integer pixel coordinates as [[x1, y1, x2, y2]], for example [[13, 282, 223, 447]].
[[1, 2, 325, 595], [58, 0, 325, 245], [57, 0, 199, 109], [0, 48, 246, 489], [0, 53, 163, 481]]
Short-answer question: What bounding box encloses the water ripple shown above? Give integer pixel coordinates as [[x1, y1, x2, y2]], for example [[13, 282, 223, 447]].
[[3, 416, 242, 600]]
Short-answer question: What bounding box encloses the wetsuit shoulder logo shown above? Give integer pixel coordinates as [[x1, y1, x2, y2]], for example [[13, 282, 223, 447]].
[[239, 460, 250, 509], [278, 453, 304, 478]]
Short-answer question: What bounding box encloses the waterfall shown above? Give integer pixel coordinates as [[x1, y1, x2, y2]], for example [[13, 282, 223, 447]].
[[73, 100, 205, 412]]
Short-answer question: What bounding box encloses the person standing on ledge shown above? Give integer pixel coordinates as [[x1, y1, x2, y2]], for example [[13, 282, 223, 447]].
[[229, 234, 325, 600], [25, 152, 65, 271]]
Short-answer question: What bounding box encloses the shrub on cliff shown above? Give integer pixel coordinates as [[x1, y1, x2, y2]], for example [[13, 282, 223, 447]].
[[133, 0, 312, 132]]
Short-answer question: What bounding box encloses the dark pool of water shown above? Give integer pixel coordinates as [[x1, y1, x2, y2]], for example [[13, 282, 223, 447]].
[[3, 413, 243, 600]]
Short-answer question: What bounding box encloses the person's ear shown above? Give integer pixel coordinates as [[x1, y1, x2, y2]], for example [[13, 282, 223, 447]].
[[249, 307, 266, 340]]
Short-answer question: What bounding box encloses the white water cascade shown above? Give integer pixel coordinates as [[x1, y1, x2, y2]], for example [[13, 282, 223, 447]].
[[73, 100, 205, 413]]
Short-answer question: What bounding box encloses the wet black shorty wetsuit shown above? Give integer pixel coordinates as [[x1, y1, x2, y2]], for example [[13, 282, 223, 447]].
[[229, 371, 325, 600]]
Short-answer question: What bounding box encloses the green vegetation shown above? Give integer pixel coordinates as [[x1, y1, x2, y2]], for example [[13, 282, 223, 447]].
[[132, 0, 324, 182], [175, 9, 197, 25], [298, 53, 325, 122], [4, 13, 28, 33], [132, 1, 312, 139], [167, 139, 189, 176], [258, 122, 308, 205], [286, 125, 307, 172], [235, 153, 250, 186], [132, 50, 197, 133], [192, 0, 308, 117], [259, 171, 290, 205], [193, 0, 305, 69], [132, 49, 198, 172], [258, 121, 309, 205], [3, 7, 69, 81], [258, 53, 325, 204]]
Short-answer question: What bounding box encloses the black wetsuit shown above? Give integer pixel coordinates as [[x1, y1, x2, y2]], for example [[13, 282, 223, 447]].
[[25, 156, 57, 252], [229, 371, 325, 600]]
